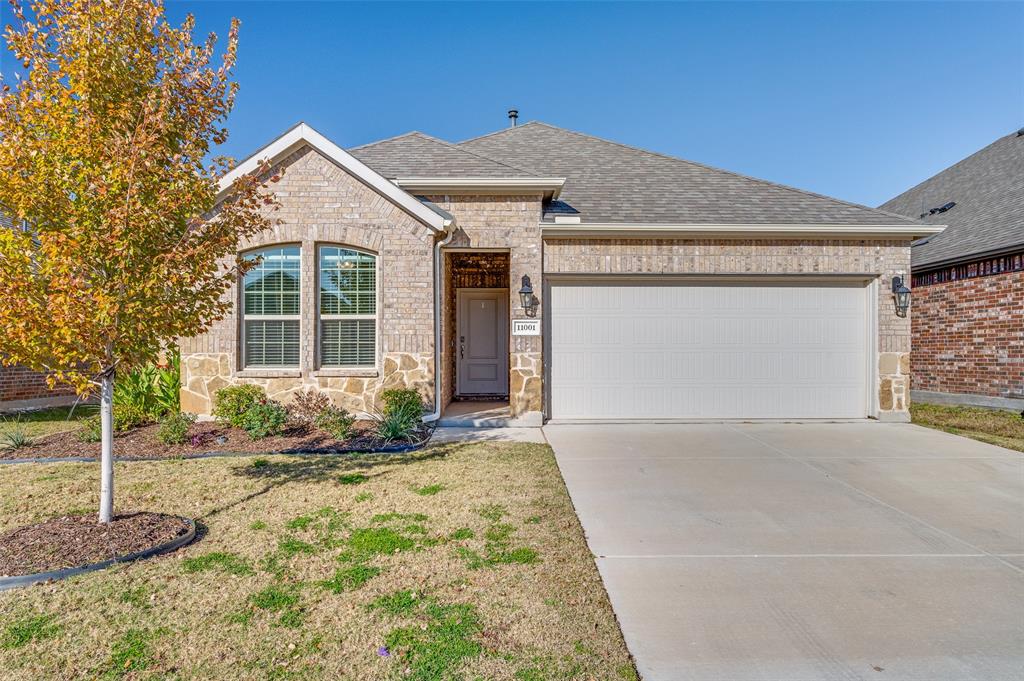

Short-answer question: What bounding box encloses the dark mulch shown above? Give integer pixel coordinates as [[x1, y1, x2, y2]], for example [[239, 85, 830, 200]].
[[0, 420, 431, 461], [0, 512, 191, 576]]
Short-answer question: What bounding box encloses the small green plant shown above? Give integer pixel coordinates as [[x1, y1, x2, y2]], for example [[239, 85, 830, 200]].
[[354, 491, 373, 503], [240, 400, 288, 440], [156, 411, 196, 445], [338, 472, 368, 485], [288, 388, 331, 425], [212, 384, 266, 428], [1, 614, 60, 649], [181, 551, 254, 577], [251, 457, 269, 468], [319, 565, 381, 593], [286, 515, 314, 530], [0, 420, 32, 449], [120, 586, 150, 609], [315, 404, 355, 440], [450, 527, 474, 541], [380, 599, 483, 681], [477, 503, 506, 522], [278, 536, 318, 558], [113, 403, 151, 431], [249, 583, 305, 628], [347, 527, 415, 558], [249, 520, 267, 530], [368, 589, 419, 616], [381, 388, 424, 416], [77, 415, 103, 443], [412, 483, 444, 496]]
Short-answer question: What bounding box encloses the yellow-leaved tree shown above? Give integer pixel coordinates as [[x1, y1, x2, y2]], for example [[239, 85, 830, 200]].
[[0, 0, 279, 522]]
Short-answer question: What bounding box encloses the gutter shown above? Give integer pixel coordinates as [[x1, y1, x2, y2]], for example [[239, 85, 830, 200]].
[[423, 218, 457, 424], [540, 222, 946, 240], [393, 177, 566, 200]]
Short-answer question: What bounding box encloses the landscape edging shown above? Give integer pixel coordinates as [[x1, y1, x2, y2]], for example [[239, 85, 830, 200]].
[[0, 518, 196, 592]]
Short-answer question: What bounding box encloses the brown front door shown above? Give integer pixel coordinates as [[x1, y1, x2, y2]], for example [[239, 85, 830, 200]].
[[457, 289, 509, 396]]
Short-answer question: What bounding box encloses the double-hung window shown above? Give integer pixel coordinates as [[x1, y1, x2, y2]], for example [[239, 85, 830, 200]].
[[319, 246, 376, 367], [242, 246, 301, 367]]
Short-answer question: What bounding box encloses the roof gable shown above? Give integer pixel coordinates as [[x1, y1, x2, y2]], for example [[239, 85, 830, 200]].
[[880, 130, 1024, 268], [218, 123, 449, 232], [460, 121, 920, 227]]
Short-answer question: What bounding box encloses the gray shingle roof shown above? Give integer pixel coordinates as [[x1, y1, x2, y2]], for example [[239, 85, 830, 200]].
[[880, 130, 1024, 268], [457, 122, 917, 226], [349, 131, 538, 179]]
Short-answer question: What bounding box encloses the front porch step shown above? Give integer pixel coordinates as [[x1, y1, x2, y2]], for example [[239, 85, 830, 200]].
[[437, 400, 511, 428]]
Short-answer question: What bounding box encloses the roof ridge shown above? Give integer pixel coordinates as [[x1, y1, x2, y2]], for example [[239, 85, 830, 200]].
[[456, 120, 548, 145], [409, 132, 542, 177], [352, 129, 541, 176], [881, 130, 1021, 210], [504, 122, 919, 224]]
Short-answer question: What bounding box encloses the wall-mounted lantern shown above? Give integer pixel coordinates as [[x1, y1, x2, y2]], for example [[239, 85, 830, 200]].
[[892, 275, 911, 318], [519, 275, 539, 318]]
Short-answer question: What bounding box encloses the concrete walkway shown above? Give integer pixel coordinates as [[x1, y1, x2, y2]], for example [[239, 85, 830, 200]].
[[544, 422, 1024, 681]]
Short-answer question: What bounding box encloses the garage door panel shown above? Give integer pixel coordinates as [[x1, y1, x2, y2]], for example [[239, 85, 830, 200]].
[[549, 281, 869, 420]]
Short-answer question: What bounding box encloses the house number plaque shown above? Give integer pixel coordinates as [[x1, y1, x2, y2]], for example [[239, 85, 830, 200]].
[[512, 319, 541, 336]]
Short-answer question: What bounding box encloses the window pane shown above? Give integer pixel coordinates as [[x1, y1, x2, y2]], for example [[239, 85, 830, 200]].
[[321, 319, 375, 367], [244, 246, 300, 316], [245, 320, 300, 367], [320, 247, 376, 315]]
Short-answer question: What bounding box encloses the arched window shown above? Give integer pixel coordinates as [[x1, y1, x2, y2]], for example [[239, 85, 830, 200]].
[[319, 246, 376, 367], [241, 246, 301, 367]]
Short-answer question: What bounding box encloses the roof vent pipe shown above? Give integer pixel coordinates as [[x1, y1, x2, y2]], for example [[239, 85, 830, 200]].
[[508, 109, 518, 127]]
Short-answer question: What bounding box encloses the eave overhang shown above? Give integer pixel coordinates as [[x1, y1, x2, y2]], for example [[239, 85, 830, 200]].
[[540, 222, 947, 240], [393, 177, 566, 201]]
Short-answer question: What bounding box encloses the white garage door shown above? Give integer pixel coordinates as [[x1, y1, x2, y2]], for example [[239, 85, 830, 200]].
[[549, 280, 869, 420]]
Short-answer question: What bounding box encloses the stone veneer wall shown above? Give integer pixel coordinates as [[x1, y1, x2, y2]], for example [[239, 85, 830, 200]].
[[428, 195, 544, 418], [180, 145, 438, 416], [543, 238, 913, 420]]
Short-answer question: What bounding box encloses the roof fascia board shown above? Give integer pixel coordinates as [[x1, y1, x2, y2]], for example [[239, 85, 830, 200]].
[[217, 123, 448, 232], [913, 242, 1024, 272], [540, 223, 946, 240], [393, 177, 565, 200]]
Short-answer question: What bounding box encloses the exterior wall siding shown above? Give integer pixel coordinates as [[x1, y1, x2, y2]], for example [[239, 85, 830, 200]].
[[911, 270, 1024, 402], [543, 238, 914, 420], [179, 146, 438, 416]]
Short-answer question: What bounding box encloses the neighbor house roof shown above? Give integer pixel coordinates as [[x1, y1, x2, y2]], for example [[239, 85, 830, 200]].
[[455, 121, 921, 227], [880, 129, 1024, 269]]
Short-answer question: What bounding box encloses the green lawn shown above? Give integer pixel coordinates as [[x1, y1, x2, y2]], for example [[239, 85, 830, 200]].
[[0, 441, 637, 680], [0, 405, 96, 440], [911, 402, 1024, 453]]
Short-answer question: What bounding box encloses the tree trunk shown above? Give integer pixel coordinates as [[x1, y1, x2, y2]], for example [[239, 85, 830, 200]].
[[99, 372, 115, 524]]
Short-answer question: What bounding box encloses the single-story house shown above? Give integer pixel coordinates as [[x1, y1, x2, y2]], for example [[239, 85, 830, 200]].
[[881, 127, 1024, 410], [180, 118, 941, 424]]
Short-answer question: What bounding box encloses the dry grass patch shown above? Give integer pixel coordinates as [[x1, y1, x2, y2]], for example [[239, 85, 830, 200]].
[[911, 403, 1024, 453], [0, 441, 636, 680]]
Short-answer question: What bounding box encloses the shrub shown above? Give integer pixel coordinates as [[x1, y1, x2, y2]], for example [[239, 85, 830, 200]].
[[315, 405, 355, 440], [212, 385, 266, 428], [288, 388, 331, 425], [114, 403, 151, 431], [380, 388, 424, 417], [113, 350, 180, 422], [240, 400, 288, 440], [153, 351, 181, 416], [373, 403, 420, 443], [157, 412, 196, 445], [78, 415, 102, 442]]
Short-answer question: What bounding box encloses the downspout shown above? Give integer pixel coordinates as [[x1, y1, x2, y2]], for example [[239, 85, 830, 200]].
[[423, 219, 457, 423]]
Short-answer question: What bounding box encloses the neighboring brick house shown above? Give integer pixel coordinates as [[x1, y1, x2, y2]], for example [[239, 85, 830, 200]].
[[181, 120, 939, 424], [881, 128, 1024, 410], [0, 211, 77, 410]]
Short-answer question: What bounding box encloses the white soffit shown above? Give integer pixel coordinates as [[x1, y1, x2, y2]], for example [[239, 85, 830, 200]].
[[540, 222, 946, 239]]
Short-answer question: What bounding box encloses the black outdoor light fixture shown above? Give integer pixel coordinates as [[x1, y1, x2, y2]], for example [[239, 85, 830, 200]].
[[892, 275, 911, 318], [519, 275, 538, 317]]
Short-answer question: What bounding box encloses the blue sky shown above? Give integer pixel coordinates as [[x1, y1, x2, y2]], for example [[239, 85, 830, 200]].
[[90, 2, 1024, 206]]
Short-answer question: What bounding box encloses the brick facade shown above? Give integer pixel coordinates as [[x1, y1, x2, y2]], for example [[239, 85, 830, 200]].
[[180, 146, 438, 416], [0, 364, 77, 408], [543, 238, 914, 419], [911, 270, 1024, 402]]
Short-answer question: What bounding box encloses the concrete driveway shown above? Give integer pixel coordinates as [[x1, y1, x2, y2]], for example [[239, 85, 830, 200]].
[[544, 422, 1024, 681]]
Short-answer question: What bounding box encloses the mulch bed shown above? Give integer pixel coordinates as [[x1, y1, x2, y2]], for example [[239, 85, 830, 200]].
[[0, 421, 432, 461], [0, 512, 192, 577]]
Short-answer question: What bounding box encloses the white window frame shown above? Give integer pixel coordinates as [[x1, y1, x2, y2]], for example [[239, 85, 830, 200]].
[[317, 244, 379, 370], [241, 245, 302, 370]]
